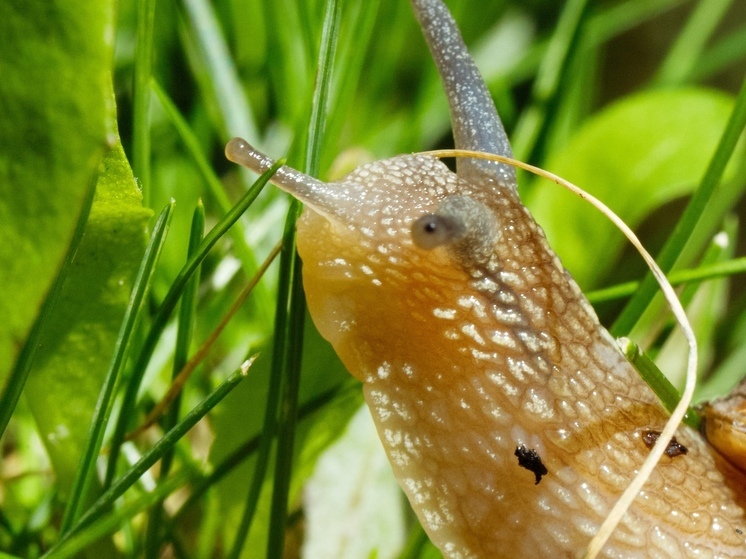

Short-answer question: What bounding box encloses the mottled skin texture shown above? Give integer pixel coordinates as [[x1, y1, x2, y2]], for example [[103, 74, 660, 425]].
[[226, 0, 746, 556], [293, 155, 746, 558]]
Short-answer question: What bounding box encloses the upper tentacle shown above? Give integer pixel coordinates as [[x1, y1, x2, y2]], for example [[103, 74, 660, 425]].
[[410, 0, 516, 190]]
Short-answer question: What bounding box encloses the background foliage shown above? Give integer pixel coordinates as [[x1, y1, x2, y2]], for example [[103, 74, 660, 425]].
[[1, 0, 745, 558]]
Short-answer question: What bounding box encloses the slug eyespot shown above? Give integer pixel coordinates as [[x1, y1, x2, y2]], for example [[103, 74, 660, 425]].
[[514, 444, 548, 485], [412, 214, 464, 249], [412, 195, 499, 267]]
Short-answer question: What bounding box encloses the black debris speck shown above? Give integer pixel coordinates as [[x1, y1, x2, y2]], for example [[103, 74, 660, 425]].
[[514, 444, 548, 485], [642, 430, 688, 458]]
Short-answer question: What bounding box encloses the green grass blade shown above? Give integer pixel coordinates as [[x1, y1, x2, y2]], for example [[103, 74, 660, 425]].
[[694, 24, 746, 81], [612, 76, 746, 336], [323, 0, 380, 169], [60, 200, 175, 534], [132, 0, 157, 207], [303, 0, 341, 176], [618, 338, 700, 429], [397, 522, 430, 559], [150, 79, 273, 323], [52, 363, 250, 554], [180, 0, 258, 143], [47, 471, 195, 559], [104, 161, 281, 490], [227, 203, 301, 559], [143, 201, 203, 559], [265, 248, 305, 559], [0, 180, 95, 440], [587, 256, 746, 303], [267, 3, 340, 558], [172, 380, 358, 527], [653, 0, 733, 86], [587, 0, 685, 43], [511, 0, 591, 164], [227, 1, 343, 553]]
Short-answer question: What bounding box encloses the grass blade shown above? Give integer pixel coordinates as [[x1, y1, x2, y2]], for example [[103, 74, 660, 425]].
[[60, 200, 175, 534], [46, 471, 194, 559], [132, 0, 157, 207], [51, 361, 252, 555], [104, 161, 281, 490], [227, 203, 300, 559], [172, 380, 359, 527], [587, 256, 746, 303], [150, 79, 273, 323], [618, 338, 700, 429], [180, 0, 258, 143], [653, 0, 733, 86], [612, 76, 746, 336], [143, 201, 203, 559], [268, 2, 340, 558], [511, 0, 591, 164]]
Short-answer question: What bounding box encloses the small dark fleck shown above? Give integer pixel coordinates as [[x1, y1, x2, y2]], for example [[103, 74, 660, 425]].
[[737, 528, 743, 535], [642, 430, 688, 458], [515, 444, 548, 485]]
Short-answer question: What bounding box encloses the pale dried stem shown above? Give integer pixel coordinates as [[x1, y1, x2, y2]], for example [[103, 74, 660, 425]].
[[421, 148, 698, 559]]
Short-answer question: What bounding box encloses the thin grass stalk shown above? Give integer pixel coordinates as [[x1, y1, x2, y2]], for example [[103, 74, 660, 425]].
[[587, 256, 746, 303], [587, 0, 685, 43], [50, 363, 251, 555], [619, 338, 700, 429], [266, 2, 340, 556], [179, 0, 258, 143], [47, 471, 194, 559], [323, 0, 380, 166], [510, 0, 591, 164], [694, 25, 746, 81], [506, 0, 684, 91], [612, 76, 746, 336], [653, 0, 733, 86], [132, 0, 157, 207], [143, 202, 204, 559], [126, 241, 282, 442], [264, 220, 305, 559], [226, 209, 298, 559], [60, 201, 175, 535], [150, 80, 272, 323], [397, 523, 430, 559], [171, 380, 358, 527], [104, 162, 281, 490], [0, 179, 96, 440]]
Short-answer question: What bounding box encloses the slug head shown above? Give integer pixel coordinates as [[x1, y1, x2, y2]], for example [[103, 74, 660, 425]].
[[226, 138, 523, 383]]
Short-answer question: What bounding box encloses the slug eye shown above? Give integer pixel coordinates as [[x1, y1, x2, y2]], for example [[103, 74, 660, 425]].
[[412, 214, 465, 250], [411, 195, 499, 265]]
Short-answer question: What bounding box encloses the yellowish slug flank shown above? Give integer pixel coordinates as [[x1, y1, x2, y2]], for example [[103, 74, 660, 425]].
[[227, 0, 746, 556]]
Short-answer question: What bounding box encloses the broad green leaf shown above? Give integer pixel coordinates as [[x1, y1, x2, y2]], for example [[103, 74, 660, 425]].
[[24, 141, 151, 494], [0, 0, 115, 380], [527, 88, 736, 288]]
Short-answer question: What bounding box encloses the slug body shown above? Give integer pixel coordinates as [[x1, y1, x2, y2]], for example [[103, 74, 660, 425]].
[[227, 0, 746, 556]]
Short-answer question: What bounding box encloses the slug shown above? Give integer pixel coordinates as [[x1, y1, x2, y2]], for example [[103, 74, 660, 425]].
[[702, 380, 746, 474], [226, 0, 746, 556]]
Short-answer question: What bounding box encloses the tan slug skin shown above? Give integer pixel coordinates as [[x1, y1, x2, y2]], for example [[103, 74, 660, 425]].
[[226, 0, 746, 556]]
